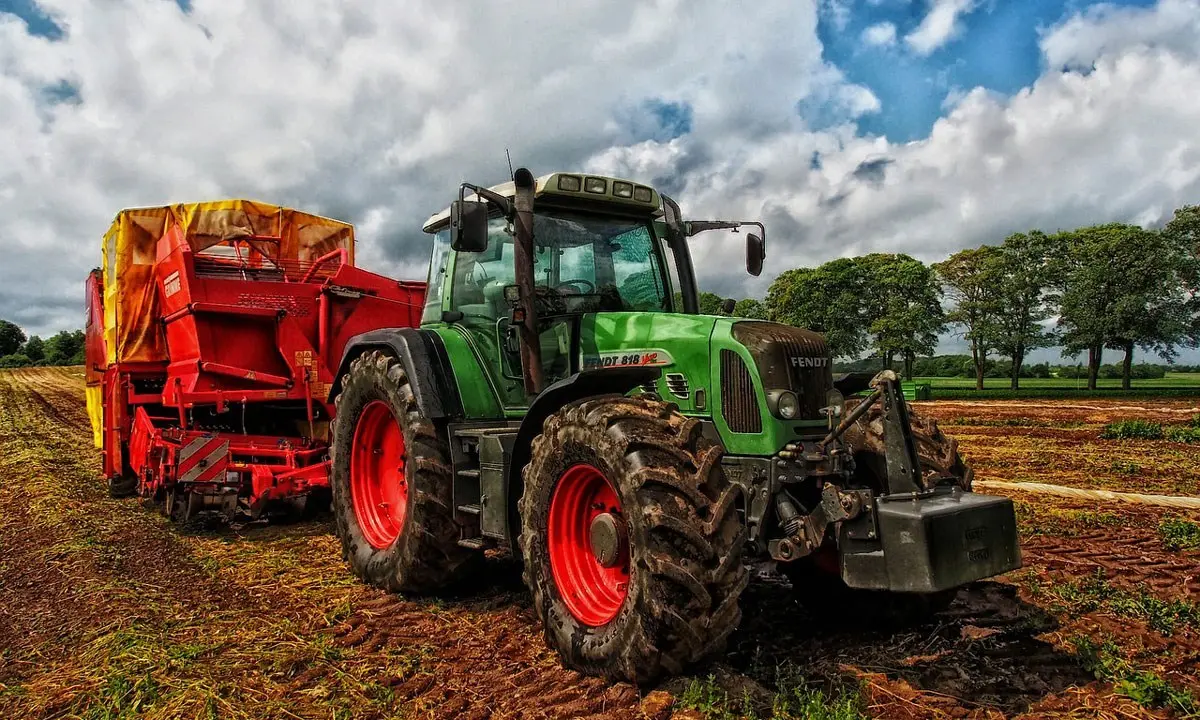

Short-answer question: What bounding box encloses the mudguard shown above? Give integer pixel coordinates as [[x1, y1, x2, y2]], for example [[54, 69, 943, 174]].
[[330, 328, 463, 419], [504, 367, 662, 547]]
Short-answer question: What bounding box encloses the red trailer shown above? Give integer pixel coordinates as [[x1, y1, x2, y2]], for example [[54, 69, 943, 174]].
[[86, 201, 422, 521]]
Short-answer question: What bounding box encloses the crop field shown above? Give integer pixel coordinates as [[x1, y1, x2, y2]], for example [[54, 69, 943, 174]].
[[1, 366, 1199, 719]]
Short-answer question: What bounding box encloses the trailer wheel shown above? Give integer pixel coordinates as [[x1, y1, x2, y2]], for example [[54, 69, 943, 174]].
[[519, 396, 748, 685], [330, 350, 476, 593], [107, 473, 137, 498]]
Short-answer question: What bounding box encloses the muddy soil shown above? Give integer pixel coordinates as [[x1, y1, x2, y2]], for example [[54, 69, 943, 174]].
[[1, 370, 1196, 718]]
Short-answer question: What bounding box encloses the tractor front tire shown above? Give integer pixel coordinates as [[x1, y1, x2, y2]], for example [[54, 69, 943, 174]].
[[520, 396, 748, 685], [330, 350, 476, 594]]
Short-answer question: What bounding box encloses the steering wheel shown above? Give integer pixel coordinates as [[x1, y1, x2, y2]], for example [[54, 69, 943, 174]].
[[556, 279, 595, 295]]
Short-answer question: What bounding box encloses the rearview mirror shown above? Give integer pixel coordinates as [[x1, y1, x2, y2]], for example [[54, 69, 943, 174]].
[[746, 233, 765, 276], [721, 298, 736, 315], [450, 200, 489, 253]]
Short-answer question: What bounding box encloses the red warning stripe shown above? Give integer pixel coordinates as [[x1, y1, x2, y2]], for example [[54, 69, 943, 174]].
[[178, 436, 229, 484]]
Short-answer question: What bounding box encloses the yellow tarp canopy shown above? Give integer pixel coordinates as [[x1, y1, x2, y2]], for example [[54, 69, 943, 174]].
[[102, 200, 355, 365]]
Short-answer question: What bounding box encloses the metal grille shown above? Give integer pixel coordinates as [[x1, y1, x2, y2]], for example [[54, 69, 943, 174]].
[[721, 349, 762, 433], [665, 373, 690, 399], [730, 322, 830, 421]]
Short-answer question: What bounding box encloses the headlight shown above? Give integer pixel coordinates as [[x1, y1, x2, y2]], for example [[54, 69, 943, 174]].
[[767, 389, 799, 419]]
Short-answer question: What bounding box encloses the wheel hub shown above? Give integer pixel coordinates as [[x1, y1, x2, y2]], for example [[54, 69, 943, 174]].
[[350, 400, 408, 550], [589, 512, 627, 568], [547, 463, 630, 627]]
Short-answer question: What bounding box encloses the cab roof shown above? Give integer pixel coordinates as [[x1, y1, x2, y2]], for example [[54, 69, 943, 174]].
[[422, 172, 662, 233]]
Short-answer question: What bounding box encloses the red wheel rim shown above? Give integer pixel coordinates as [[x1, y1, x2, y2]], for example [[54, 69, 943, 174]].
[[548, 464, 630, 626], [350, 400, 407, 550]]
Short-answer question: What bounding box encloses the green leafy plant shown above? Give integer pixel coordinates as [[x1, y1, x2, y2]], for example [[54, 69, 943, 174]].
[[1159, 517, 1200, 551], [1071, 636, 1197, 716], [1101, 420, 1164, 440]]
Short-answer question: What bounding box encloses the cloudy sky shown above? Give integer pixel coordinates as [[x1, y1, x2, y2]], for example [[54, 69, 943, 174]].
[[2, 0, 1199, 361]]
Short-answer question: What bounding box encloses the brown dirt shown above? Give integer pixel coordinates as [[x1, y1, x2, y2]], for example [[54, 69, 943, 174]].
[[1, 370, 1197, 718]]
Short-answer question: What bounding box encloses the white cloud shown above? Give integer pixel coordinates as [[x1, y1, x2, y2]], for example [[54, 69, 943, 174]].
[[819, 0, 853, 31], [0, 0, 869, 335], [586, 0, 1200, 316], [1039, 0, 1200, 70], [905, 0, 976, 56], [2, 0, 1200, 366], [861, 21, 898, 47]]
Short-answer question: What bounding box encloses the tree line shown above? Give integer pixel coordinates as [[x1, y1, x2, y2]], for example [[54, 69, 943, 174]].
[[0, 320, 86, 368], [714, 205, 1200, 390]]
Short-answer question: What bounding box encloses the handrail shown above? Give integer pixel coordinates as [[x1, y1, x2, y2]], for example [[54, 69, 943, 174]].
[[300, 248, 348, 283]]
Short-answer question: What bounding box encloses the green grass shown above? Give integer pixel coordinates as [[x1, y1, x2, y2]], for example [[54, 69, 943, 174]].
[[1100, 417, 1200, 443], [914, 372, 1200, 389], [1101, 420, 1165, 440], [912, 373, 1200, 399], [1071, 636, 1198, 716], [1159, 517, 1200, 551], [1032, 570, 1200, 636], [678, 674, 868, 720]]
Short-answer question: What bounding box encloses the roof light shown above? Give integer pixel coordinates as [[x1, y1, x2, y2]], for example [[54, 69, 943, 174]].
[[557, 175, 582, 192], [613, 181, 634, 198], [584, 177, 607, 194], [633, 186, 653, 203]]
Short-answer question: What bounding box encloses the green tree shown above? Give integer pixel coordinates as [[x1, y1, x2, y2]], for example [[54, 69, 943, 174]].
[[732, 298, 767, 320], [1051, 226, 1123, 389], [1163, 204, 1200, 342], [0, 354, 32, 368], [0, 319, 26, 357], [765, 260, 870, 359], [44, 330, 86, 365], [986, 231, 1055, 389], [859, 254, 945, 379], [697, 291, 731, 315], [934, 245, 1003, 390], [1054, 224, 1197, 389], [21, 335, 45, 363]]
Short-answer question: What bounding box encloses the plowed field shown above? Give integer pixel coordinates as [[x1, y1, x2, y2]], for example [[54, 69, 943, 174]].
[[1, 368, 1198, 719]]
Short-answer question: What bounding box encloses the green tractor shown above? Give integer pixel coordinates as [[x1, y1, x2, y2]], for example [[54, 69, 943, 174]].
[[328, 168, 1020, 684]]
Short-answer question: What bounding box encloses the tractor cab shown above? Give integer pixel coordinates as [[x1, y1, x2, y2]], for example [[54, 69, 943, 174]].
[[420, 171, 764, 409]]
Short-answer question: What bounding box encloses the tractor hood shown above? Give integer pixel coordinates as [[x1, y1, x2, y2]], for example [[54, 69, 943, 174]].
[[579, 313, 835, 456], [579, 312, 719, 412]]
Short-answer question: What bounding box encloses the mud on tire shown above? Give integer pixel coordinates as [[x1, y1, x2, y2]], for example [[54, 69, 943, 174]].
[[330, 350, 476, 593], [843, 400, 973, 490], [519, 395, 748, 685]]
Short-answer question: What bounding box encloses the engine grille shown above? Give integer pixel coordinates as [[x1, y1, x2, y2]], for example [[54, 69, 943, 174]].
[[721, 350, 762, 433], [731, 321, 830, 421]]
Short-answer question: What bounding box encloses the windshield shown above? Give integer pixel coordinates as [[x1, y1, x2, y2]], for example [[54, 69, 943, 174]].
[[447, 210, 674, 320]]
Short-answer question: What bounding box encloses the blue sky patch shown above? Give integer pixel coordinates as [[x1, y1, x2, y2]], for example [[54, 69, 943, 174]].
[[0, 0, 62, 39], [817, 0, 1158, 141]]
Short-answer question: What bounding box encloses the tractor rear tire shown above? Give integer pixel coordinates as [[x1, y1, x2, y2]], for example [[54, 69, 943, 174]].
[[519, 395, 748, 685], [330, 350, 476, 594]]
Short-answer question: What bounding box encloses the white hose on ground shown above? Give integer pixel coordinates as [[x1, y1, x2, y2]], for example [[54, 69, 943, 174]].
[[974, 479, 1200, 510]]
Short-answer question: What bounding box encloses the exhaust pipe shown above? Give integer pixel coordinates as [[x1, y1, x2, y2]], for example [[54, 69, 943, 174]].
[[511, 168, 544, 395]]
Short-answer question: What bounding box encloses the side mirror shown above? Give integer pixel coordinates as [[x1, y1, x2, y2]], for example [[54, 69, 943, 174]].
[[746, 233, 765, 276], [721, 298, 736, 315], [450, 200, 489, 252]]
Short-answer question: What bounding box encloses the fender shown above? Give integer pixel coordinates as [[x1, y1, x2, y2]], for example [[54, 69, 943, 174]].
[[330, 328, 463, 419], [505, 366, 661, 546]]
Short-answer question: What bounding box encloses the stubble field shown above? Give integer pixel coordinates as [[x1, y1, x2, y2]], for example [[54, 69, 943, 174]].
[[1, 366, 1198, 719]]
